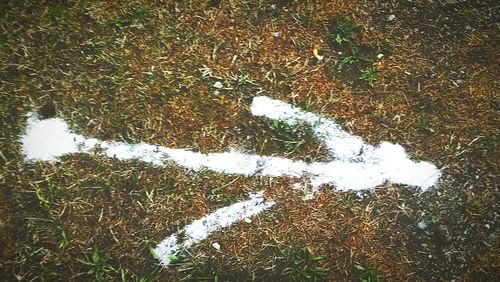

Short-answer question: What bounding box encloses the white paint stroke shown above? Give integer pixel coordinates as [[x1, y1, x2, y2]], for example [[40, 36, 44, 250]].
[[21, 96, 441, 190], [154, 191, 275, 266], [21, 97, 442, 267], [250, 96, 441, 189], [251, 96, 364, 161]]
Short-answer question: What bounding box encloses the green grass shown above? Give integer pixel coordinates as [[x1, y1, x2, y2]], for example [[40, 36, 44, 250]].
[[330, 15, 359, 45], [353, 262, 383, 282], [337, 45, 375, 72], [415, 116, 435, 133], [77, 246, 115, 281], [281, 246, 329, 281], [268, 119, 313, 153], [359, 67, 379, 87]]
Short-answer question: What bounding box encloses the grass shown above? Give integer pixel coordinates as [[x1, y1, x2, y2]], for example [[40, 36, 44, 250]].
[[0, 0, 498, 281], [353, 262, 383, 282], [415, 116, 435, 133], [58, 229, 71, 249], [330, 15, 360, 45], [77, 247, 115, 281], [280, 246, 329, 281], [268, 119, 314, 153], [359, 67, 379, 87]]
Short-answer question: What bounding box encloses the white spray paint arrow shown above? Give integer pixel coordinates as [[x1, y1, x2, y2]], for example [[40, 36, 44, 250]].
[[21, 96, 441, 266]]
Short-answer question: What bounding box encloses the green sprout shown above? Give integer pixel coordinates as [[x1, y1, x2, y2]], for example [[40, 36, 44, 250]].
[[415, 116, 435, 133], [353, 262, 383, 282], [338, 45, 373, 71], [269, 120, 311, 152], [359, 67, 379, 87], [281, 246, 330, 281], [77, 247, 116, 281], [330, 15, 359, 45]]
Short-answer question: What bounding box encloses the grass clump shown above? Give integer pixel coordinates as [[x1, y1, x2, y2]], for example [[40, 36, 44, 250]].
[[329, 15, 381, 88], [77, 246, 116, 281], [415, 116, 434, 133], [330, 15, 360, 45], [359, 66, 379, 87], [353, 262, 384, 282], [281, 246, 329, 281], [269, 120, 313, 153]]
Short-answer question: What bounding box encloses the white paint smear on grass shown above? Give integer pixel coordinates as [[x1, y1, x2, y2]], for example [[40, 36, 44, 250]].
[[21, 97, 441, 191], [155, 191, 275, 265], [251, 96, 441, 189]]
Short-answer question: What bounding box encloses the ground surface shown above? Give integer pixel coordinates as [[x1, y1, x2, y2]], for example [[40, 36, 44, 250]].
[[0, 0, 498, 281]]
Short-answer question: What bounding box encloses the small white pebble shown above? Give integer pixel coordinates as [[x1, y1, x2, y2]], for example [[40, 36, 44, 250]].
[[213, 81, 223, 89], [302, 193, 314, 201], [387, 15, 396, 21], [212, 242, 221, 250], [244, 217, 252, 223], [418, 220, 428, 230]]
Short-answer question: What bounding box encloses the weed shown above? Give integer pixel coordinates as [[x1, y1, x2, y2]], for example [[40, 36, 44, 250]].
[[148, 245, 159, 259], [189, 257, 220, 281], [33, 183, 49, 208], [415, 116, 434, 133], [330, 15, 359, 45], [353, 262, 383, 282], [337, 45, 373, 71], [150, 245, 182, 264], [281, 246, 329, 281], [58, 229, 71, 249], [269, 120, 311, 152], [359, 67, 379, 87], [340, 193, 358, 215], [77, 247, 116, 281], [234, 71, 256, 86]]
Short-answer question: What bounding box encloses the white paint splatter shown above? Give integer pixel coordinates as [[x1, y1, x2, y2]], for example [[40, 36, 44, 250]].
[[154, 191, 275, 265], [21, 114, 91, 161]]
